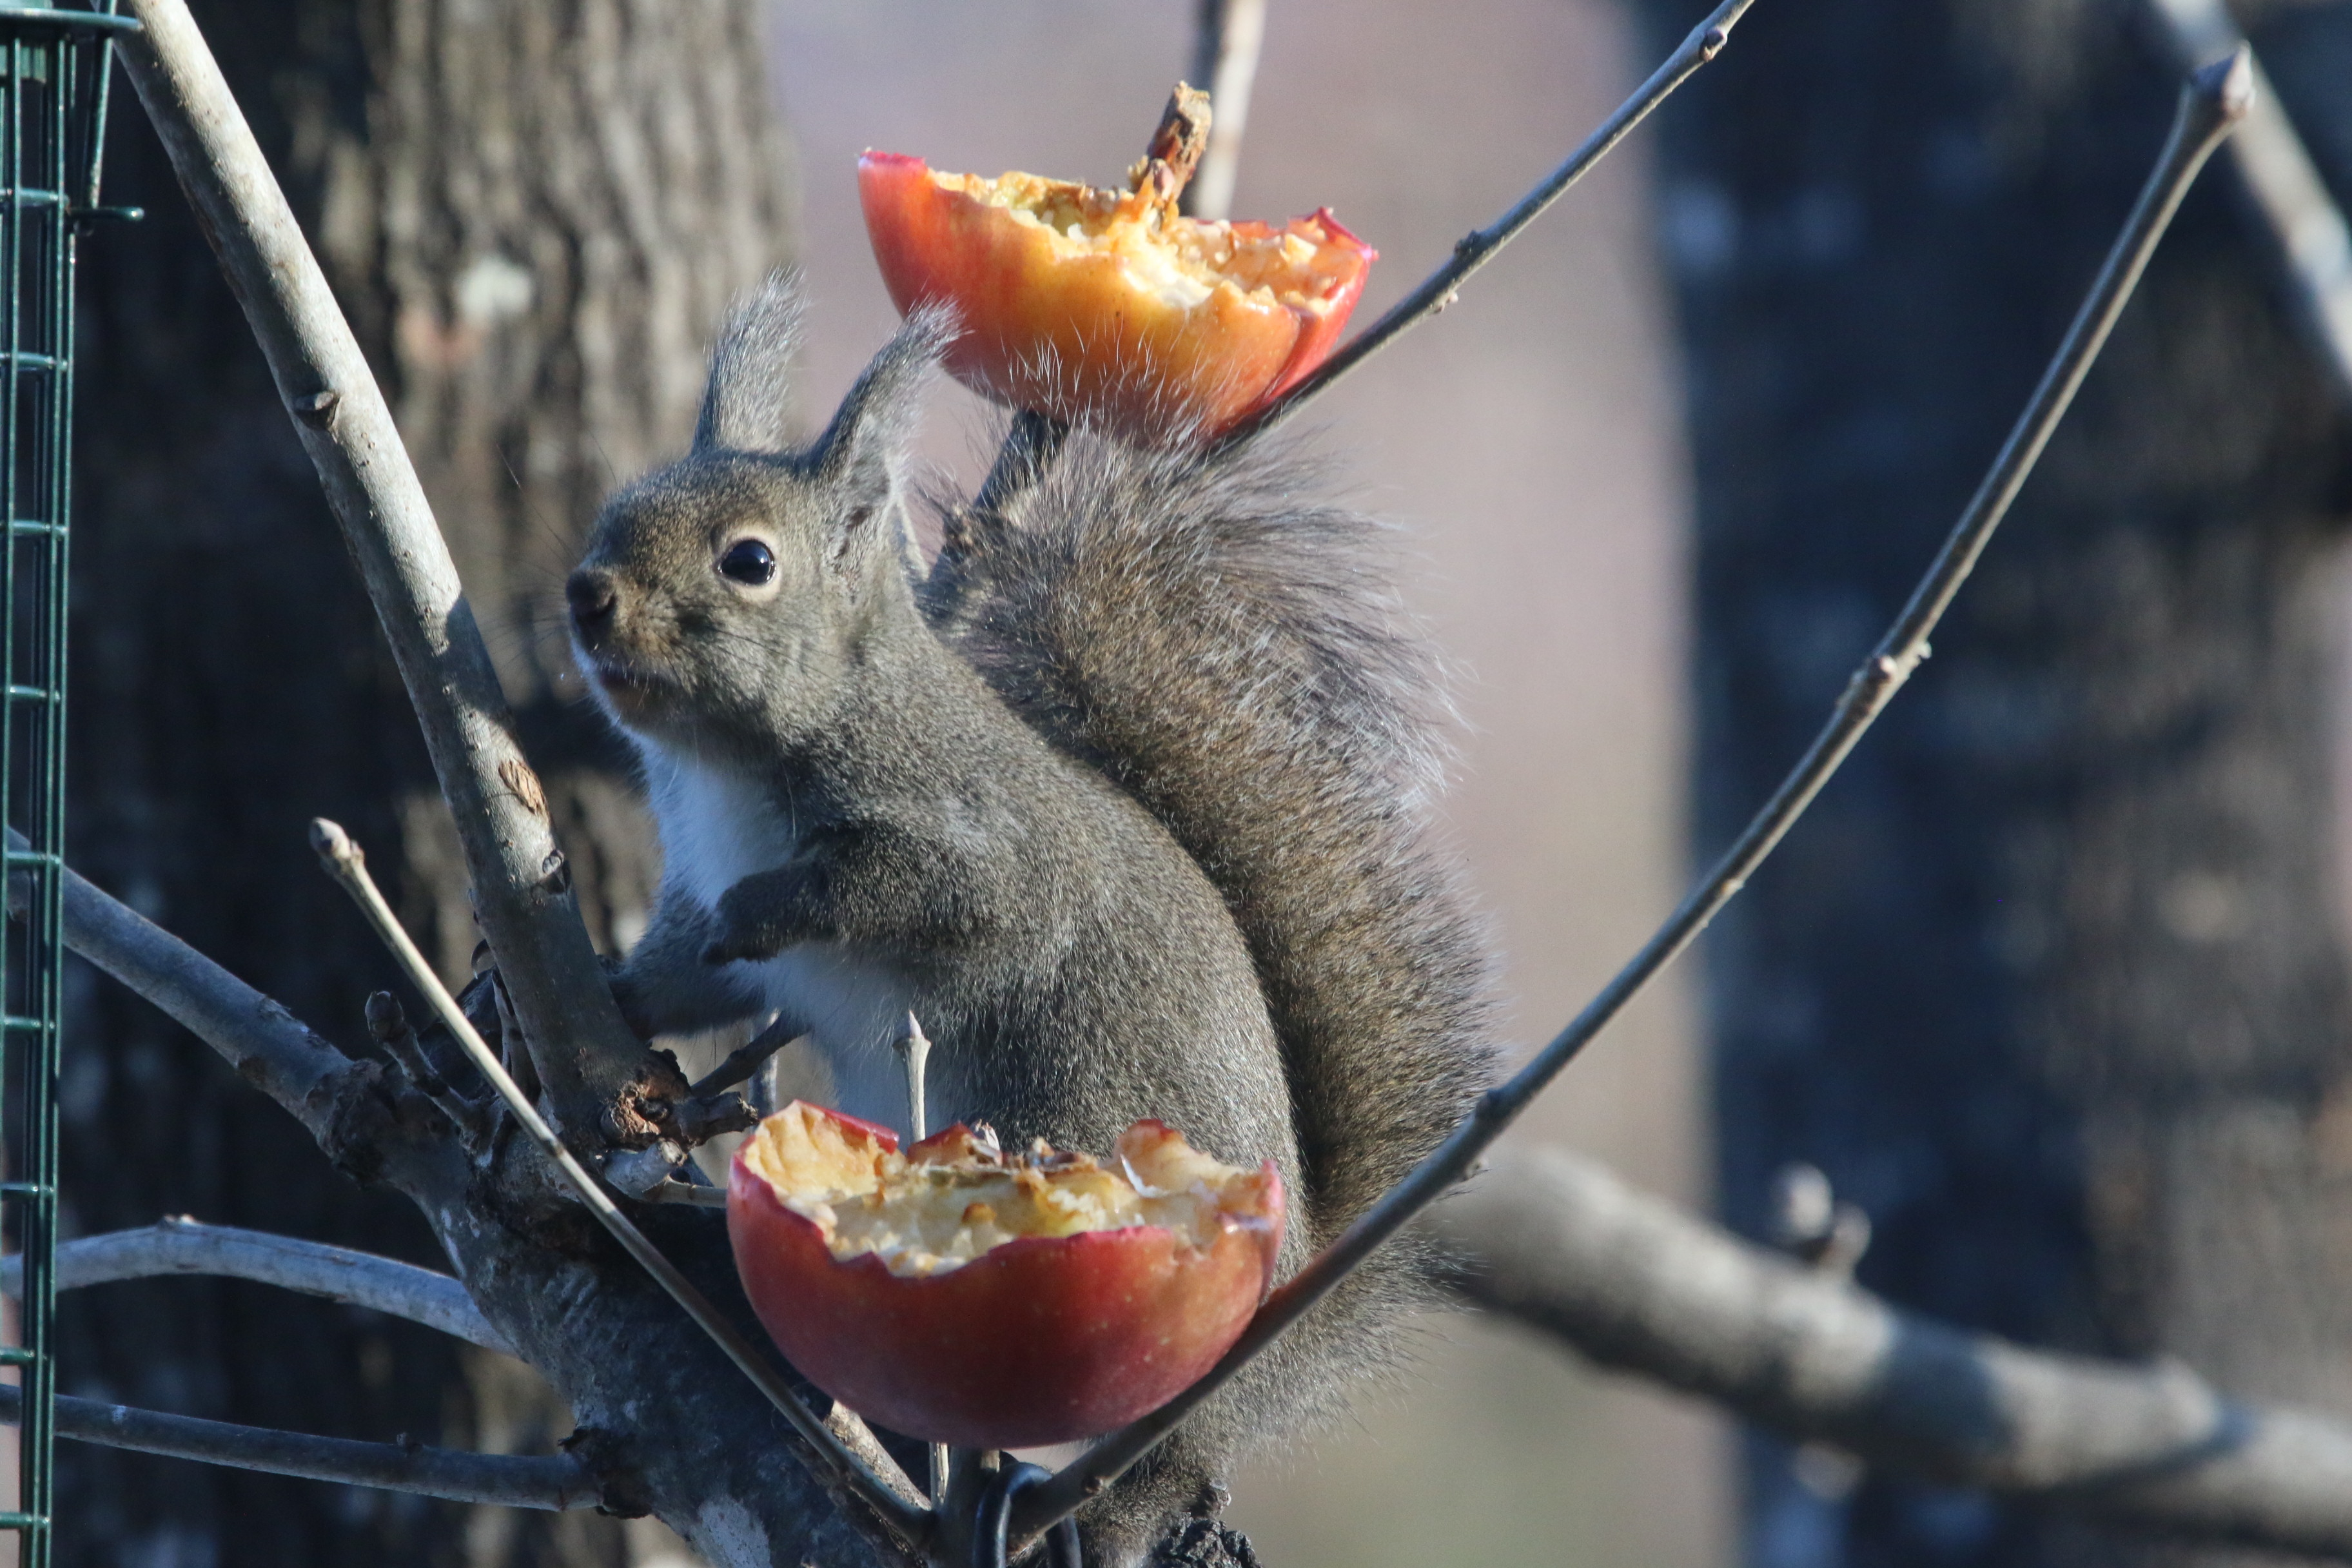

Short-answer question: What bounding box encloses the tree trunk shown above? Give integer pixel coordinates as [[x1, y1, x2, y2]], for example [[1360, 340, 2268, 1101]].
[[1643, 0, 2352, 1563], [58, 2, 790, 1562]]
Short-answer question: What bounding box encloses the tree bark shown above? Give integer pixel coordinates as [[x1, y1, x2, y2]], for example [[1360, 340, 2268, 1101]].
[[61, 2, 789, 1562], [1645, 0, 2352, 1563]]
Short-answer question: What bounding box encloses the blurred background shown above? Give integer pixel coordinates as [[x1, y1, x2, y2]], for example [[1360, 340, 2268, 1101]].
[[45, 0, 2352, 1565]]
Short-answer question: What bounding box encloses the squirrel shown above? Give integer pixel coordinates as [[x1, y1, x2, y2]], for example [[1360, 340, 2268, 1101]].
[[566, 277, 1497, 1565]]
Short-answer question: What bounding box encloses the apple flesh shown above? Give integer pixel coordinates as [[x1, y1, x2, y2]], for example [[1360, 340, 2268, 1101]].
[[858, 151, 1375, 440], [728, 1101, 1285, 1449]]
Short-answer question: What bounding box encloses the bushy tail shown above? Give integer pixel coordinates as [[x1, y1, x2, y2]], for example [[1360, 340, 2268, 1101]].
[[923, 429, 1500, 1357]]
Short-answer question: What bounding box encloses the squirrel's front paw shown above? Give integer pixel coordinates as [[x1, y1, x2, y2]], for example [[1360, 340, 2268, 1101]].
[[700, 926, 782, 966], [704, 872, 801, 965]]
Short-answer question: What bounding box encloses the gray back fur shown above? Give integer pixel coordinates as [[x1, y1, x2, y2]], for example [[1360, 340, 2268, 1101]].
[[925, 429, 1503, 1351]]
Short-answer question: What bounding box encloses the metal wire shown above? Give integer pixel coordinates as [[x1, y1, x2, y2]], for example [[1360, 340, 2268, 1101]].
[[0, 5, 131, 1558], [973, 1462, 1055, 1568]]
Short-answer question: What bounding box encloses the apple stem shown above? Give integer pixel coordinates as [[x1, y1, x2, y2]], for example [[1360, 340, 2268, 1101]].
[[897, 1012, 933, 1142], [1125, 83, 1211, 217]]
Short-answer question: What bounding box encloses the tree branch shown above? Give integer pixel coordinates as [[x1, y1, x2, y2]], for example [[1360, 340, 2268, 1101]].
[[1014, 50, 2255, 1541], [0, 1382, 601, 1511], [308, 819, 932, 1542], [1213, 0, 1757, 449], [975, 0, 1752, 504], [1, 1219, 509, 1355], [2147, 0, 2352, 398], [687, 1017, 803, 1098], [113, 0, 654, 1146], [1182, 0, 1266, 222], [26, 834, 352, 1144], [30, 827, 902, 1564], [1436, 1145, 2352, 1560]]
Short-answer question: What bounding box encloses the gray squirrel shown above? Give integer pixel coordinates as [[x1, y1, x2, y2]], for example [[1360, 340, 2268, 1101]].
[[566, 277, 1496, 1565]]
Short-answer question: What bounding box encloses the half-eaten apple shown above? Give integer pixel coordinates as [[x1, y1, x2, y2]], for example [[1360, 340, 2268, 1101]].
[[858, 144, 1375, 440], [728, 1100, 1285, 1449]]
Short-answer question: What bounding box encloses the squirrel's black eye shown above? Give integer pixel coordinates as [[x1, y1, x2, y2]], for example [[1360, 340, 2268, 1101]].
[[719, 538, 776, 587]]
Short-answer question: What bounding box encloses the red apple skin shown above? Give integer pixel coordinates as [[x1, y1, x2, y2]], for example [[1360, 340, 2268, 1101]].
[[858, 152, 1372, 440], [727, 1119, 1284, 1449], [1260, 207, 1371, 403]]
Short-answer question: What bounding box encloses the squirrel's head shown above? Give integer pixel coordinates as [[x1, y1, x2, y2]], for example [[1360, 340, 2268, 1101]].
[[567, 275, 950, 756]]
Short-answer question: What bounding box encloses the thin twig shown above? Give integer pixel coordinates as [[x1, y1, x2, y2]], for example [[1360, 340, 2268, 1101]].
[[1013, 50, 2255, 1539], [1, 1219, 509, 1354], [115, 0, 652, 1142], [1183, 0, 1267, 222], [0, 1382, 600, 1510], [1440, 1144, 2352, 1559], [687, 1015, 803, 1098], [2145, 0, 2352, 397], [1212, 0, 1758, 451], [308, 819, 932, 1542]]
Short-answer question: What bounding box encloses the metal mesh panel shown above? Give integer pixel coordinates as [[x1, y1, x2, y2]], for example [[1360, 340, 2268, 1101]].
[[0, 7, 125, 1560]]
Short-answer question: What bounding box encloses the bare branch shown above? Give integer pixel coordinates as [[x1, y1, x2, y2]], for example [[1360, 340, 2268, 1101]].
[[1439, 1146, 2352, 1560], [113, 0, 653, 1144], [23, 833, 349, 1141], [2, 1219, 509, 1355], [2148, 0, 2352, 396], [1215, 0, 1758, 449], [308, 819, 933, 1542], [0, 1382, 600, 1511], [1014, 51, 2255, 1539], [1183, 0, 1266, 222], [13, 838, 886, 1562], [686, 1015, 803, 1097]]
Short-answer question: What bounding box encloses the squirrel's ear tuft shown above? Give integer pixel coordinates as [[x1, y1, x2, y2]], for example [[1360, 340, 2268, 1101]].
[[694, 271, 805, 455], [810, 305, 956, 511]]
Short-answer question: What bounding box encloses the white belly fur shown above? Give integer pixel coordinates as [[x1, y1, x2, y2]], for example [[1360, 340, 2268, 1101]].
[[643, 747, 921, 1130]]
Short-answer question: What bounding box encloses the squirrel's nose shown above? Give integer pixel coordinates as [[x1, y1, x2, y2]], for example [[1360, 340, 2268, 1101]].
[[567, 567, 620, 646]]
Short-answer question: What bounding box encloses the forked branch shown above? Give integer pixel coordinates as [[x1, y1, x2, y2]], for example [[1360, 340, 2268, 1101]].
[[1013, 48, 2255, 1540], [308, 820, 932, 1541], [19, 843, 898, 1563]]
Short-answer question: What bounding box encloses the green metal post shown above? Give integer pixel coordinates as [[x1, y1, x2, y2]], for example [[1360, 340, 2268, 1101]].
[[0, 5, 130, 1561]]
